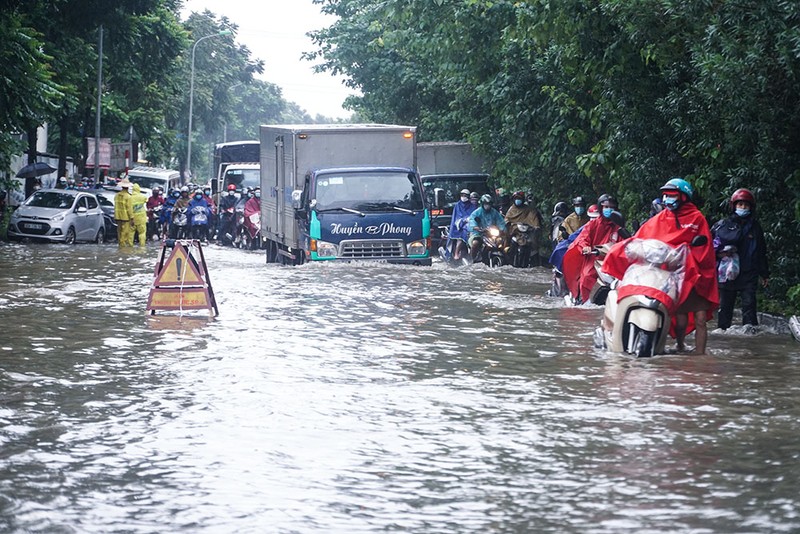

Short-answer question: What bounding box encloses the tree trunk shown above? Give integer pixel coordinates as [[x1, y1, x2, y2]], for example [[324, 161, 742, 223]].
[[25, 127, 37, 198]]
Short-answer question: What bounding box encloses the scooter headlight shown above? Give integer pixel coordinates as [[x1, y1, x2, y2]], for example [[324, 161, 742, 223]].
[[489, 227, 500, 237]]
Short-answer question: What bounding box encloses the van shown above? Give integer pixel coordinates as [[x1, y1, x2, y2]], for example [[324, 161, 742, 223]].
[[126, 166, 181, 195]]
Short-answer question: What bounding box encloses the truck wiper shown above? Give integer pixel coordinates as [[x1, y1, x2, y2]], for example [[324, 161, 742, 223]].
[[391, 206, 416, 215], [316, 207, 366, 217]]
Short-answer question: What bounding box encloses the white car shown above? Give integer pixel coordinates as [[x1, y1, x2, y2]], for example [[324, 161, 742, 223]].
[[8, 189, 106, 244]]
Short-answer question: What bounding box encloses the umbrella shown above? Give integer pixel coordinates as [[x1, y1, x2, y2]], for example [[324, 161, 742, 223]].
[[16, 162, 57, 179]]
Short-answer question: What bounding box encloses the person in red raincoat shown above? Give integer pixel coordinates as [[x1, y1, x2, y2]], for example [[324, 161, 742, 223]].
[[567, 194, 624, 303], [602, 178, 719, 355]]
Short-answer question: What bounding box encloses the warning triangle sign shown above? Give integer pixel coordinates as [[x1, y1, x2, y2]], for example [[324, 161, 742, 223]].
[[153, 243, 205, 287]]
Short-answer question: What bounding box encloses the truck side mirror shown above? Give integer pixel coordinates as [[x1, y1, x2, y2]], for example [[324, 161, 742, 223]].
[[291, 189, 303, 210], [433, 188, 445, 208]]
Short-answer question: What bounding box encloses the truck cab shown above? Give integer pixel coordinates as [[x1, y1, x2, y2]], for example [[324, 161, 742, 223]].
[[296, 167, 431, 264]]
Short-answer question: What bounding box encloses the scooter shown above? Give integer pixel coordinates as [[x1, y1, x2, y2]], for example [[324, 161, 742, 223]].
[[437, 226, 472, 267], [478, 226, 507, 268], [593, 236, 706, 357], [508, 222, 535, 268], [219, 207, 237, 247], [170, 206, 190, 240], [147, 205, 163, 241]]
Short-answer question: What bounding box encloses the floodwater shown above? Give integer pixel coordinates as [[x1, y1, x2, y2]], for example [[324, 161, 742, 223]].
[[1, 242, 799, 533]]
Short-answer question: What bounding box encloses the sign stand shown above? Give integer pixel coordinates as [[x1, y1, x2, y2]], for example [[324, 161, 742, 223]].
[[146, 239, 218, 317]]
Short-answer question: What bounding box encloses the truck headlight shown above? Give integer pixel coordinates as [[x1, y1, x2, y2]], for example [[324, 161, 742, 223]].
[[407, 240, 427, 256], [315, 240, 338, 258]]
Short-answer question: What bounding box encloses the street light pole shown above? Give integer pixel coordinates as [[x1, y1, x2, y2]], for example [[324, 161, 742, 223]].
[[187, 29, 231, 182]]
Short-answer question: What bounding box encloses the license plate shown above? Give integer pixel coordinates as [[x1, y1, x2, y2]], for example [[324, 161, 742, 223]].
[[24, 223, 44, 230]]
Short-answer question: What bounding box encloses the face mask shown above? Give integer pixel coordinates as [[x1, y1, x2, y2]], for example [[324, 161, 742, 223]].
[[460, 195, 469, 202], [602, 207, 613, 218], [255, 192, 261, 198], [482, 204, 491, 211], [204, 190, 210, 196], [228, 191, 235, 196], [514, 199, 523, 207], [662, 195, 679, 210], [736, 208, 750, 217], [195, 194, 202, 200], [575, 207, 584, 215], [470, 198, 478, 205], [248, 193, 254, 198]]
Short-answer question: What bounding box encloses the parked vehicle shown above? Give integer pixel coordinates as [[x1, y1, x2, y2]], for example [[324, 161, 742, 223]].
[[126, 166, 181, 198], [212, 140, 259, 198], [260, 124, 431, 265], [91, 187, 119, 241], [8, 189, 105, 244]]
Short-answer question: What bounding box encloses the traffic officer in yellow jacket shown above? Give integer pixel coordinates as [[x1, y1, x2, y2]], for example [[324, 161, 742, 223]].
[[131, 183, 148, 246], [114, 178, 135, 247]]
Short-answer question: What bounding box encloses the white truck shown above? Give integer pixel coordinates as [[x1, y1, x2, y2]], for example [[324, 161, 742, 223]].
[[260, 124, 431, 265]]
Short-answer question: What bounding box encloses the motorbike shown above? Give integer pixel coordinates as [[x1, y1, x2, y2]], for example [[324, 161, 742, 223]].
[[219, 206, 237, 247], [170, 206, 190, 240], [477, 226, 507, 268], [437, 226, 472, 267], [239, 211, 261, 250], [508, 222, 536, 268], [593, 235, 707, 357], [190, 205, 210, 241], [147, 204, 164, 241]]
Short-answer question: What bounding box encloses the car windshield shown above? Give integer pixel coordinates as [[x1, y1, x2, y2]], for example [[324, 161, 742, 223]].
[[25, 191, 75, 209], [422, 176, 492, 209], [223, 169, 260, 190], [314, 171, 424, 212], [128, 176, 168, 190]]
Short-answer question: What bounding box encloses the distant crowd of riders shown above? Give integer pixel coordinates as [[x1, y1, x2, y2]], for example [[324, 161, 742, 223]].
[[108, 178, 263, 250]]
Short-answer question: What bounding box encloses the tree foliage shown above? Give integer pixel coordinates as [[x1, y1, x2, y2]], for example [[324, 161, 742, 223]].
[[309, 0, 800, 305]]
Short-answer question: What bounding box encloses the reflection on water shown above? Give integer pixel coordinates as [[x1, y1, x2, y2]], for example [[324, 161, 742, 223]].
[[1, 242, 799, 533]]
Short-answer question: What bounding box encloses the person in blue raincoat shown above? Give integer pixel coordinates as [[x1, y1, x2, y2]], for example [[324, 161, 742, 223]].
[[446, 189, 478, 261], [468, 194, 507, 260], [188, 190, 212, 241]]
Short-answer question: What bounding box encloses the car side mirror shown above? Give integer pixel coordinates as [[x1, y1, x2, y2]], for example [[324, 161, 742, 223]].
[[691, 235, 708, 247], [433, 188, 445, 209], [76, 206, 88, 214]]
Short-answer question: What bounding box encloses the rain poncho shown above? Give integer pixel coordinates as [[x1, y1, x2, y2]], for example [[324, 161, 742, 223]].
[[243, 197, 261, 238], [567, 216, 622, 301], [468, 206, 506, 238], [449, 199, 477, 242], [603, 202, 719, 317], [188, 196, 211, 226]]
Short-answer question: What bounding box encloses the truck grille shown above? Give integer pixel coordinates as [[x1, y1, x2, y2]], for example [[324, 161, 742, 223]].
[[340, 239, 404, 259]]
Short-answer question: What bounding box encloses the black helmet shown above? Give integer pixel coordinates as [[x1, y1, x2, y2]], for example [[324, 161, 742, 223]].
[[597, 193, 617, 208], [572, 196, 585, 206], [553, 202, 569, 217]]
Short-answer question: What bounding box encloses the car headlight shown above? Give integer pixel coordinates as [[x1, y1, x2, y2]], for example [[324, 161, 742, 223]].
[[315, 240, 338, 258], [407, 240, 427, 256], [51, 213, 66, 222]]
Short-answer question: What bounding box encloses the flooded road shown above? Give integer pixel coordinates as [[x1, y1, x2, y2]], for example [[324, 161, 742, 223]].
[[1, 242, 800, 533]]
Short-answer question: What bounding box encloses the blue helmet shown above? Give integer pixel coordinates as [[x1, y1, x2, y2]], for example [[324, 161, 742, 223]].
[[660, 177, 694, 200]]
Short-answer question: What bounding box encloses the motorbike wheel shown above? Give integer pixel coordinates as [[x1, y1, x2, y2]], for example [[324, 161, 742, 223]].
[[633, 328, 656, 358], [489, 255, 503, 268]]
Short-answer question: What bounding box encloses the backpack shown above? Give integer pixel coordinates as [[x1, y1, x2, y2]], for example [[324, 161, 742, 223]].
[[712, 218, 743, 251]]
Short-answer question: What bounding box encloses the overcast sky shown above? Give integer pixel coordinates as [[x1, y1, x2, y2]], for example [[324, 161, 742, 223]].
[[181, 0, 355, 119]]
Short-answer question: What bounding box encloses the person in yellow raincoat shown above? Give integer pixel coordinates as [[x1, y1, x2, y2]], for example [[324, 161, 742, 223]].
[[131, 183, 148, 246], [114, 178, 135, 247]]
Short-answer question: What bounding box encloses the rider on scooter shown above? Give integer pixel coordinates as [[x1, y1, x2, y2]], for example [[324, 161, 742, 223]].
[[468, 194, 507, 262], [602, 178, 718, 355], [505, 191, 543, 267], [446, 189, 477, 261]]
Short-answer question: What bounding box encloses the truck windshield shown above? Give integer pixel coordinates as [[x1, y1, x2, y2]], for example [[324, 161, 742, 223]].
[[224, 168, 260, 191], [422, 176, 492, 209], [314, 172, 424, 212]]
